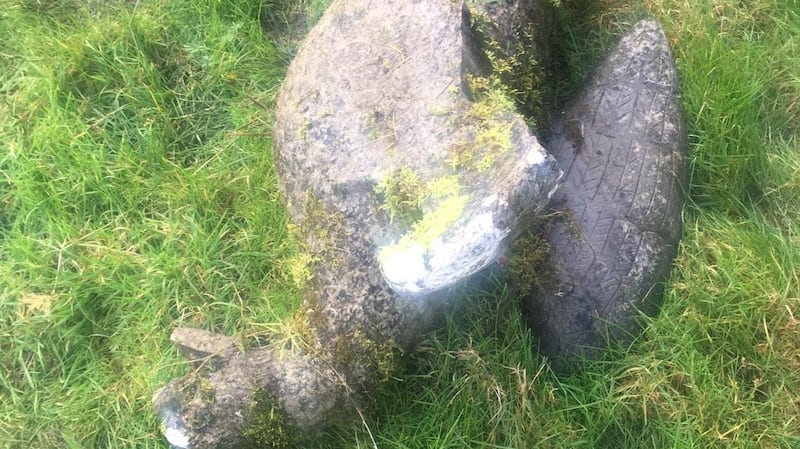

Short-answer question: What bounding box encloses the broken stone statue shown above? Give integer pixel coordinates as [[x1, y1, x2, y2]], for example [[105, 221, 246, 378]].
[[152, 1, 689, 446], [153, 0, 562, 448]]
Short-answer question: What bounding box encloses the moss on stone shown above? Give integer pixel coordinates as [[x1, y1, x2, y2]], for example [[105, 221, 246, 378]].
[[284, 251, 316, 289], [474, 121, 513, 171], [176, 374, 217, 429], [272, 310, 318, 356], [285, 191, 347, 280], [330, 330, 402, 391], [375, 167, 429, 225], [242, 388, 294, 449], [464, 75, 516, 120], [451, 75, 517, 172], [427, 175, 461, 197], [465, 2, 552, 127], [506, 208, 579, 299], [506, 227, 554, 299]]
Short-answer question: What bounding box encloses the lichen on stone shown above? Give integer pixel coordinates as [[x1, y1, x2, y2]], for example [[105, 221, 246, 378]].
[[377, 186, 468, 260]]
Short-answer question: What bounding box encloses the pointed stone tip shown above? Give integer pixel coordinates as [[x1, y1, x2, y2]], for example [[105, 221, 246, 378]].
[[602, 17, 677, 88], [626, 18, 670, 49], [634, 18, 663, 30]]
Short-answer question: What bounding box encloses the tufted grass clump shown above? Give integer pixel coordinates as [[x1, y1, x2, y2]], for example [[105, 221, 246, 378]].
[[1, 1, 800, 449]]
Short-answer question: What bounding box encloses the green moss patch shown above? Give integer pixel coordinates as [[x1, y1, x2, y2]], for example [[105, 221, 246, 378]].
[[375, 167, 429, 225], [465, 2, 552, 126], [243, 388, 295, 449], [376, 169, 469, 259]]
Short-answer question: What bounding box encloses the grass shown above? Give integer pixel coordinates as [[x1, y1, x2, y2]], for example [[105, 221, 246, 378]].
[[0, 0, 798, 448]]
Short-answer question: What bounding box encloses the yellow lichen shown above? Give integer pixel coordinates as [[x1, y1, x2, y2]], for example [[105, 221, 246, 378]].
[[283, 251, 316, 289], [408, 194, 469, 248], [378, 192, 469, 261], [375, 167, 471, 252]]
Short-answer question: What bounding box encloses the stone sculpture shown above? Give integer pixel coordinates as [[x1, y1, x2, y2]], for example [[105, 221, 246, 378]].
[[152, 2, 688, 447], [153, 1, 561, 448]]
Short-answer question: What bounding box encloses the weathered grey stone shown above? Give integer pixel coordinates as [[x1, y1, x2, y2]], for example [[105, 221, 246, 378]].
[[153, 1, 560, 448], [274, 0, 560, 298], [275, 0, 560, 347], [522, 19, 688, 371], [463, 0, 557, 121]]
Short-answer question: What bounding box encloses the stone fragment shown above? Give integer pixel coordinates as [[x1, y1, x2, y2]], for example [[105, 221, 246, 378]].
[[274, 0, 560, 298], [522, 19, 688, 371]]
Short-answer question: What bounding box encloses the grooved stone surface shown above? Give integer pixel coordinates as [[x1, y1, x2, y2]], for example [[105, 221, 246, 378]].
[[524, 19, 688, 370]]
